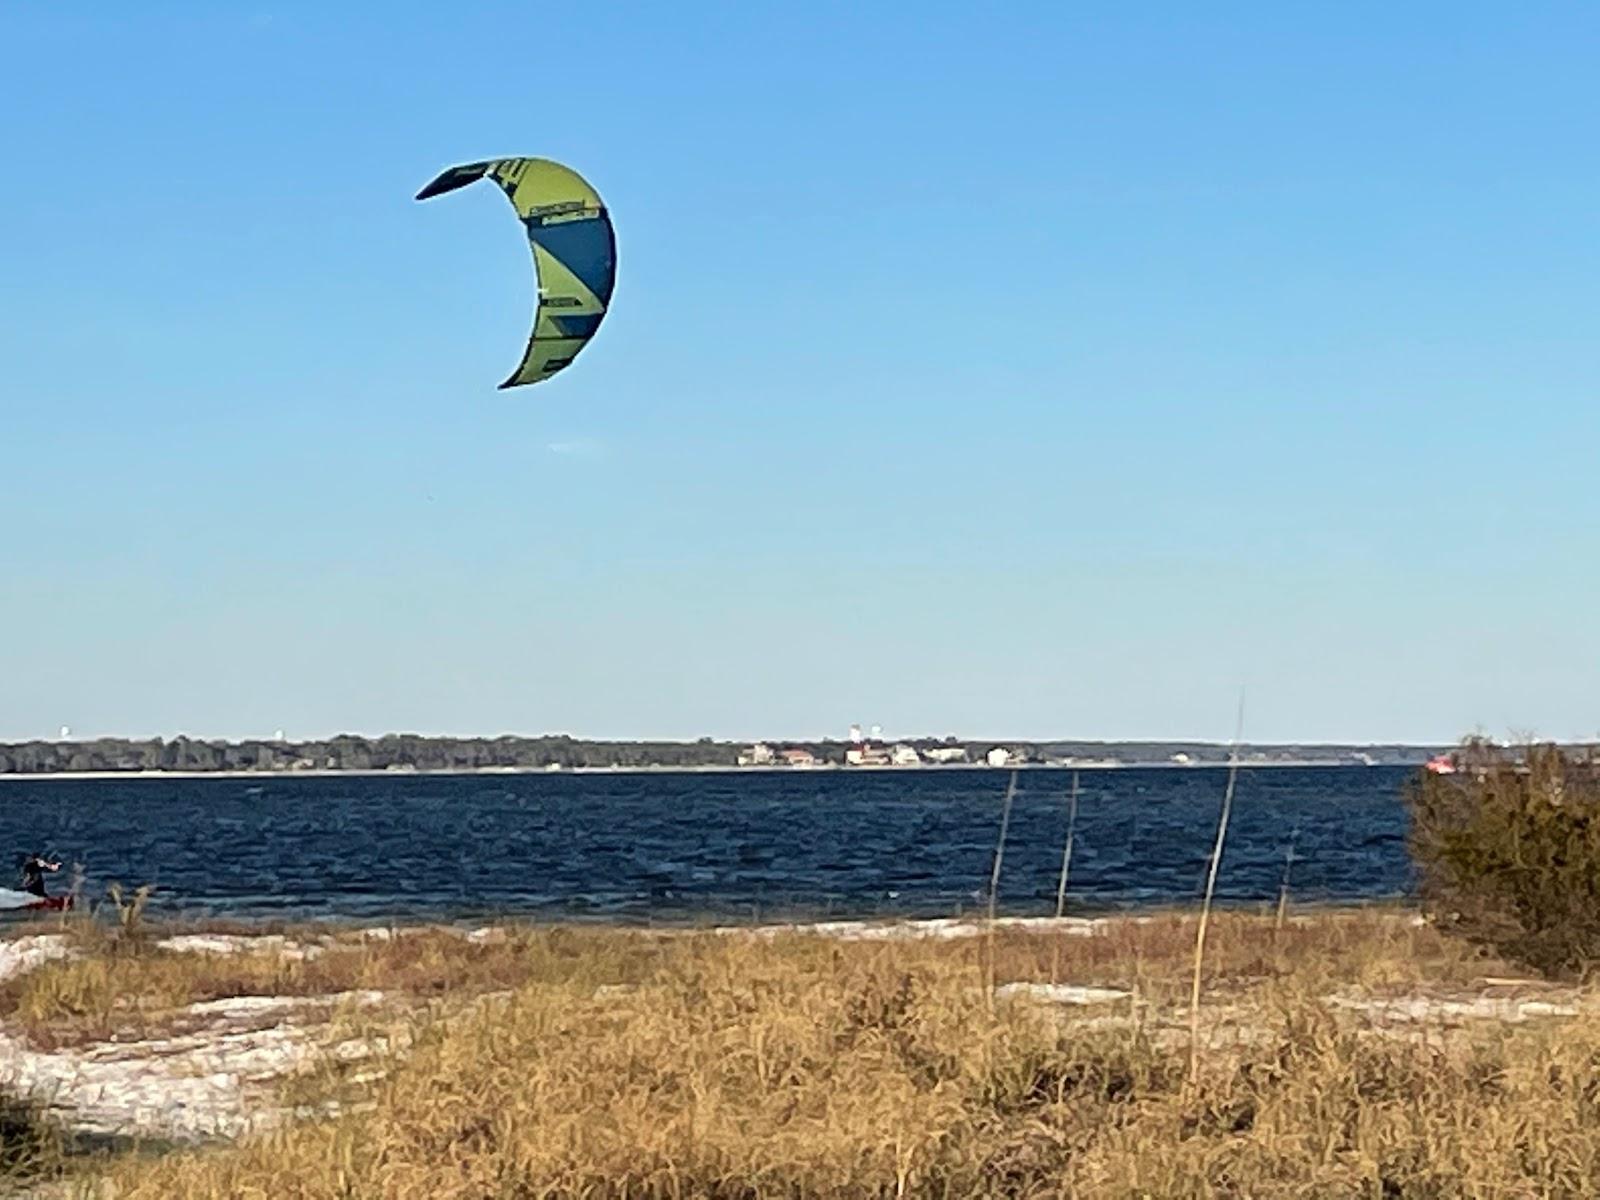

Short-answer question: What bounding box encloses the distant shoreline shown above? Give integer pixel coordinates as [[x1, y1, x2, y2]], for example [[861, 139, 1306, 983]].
[[1, 734, 1450, 781], [0, 759, 1426, 783]]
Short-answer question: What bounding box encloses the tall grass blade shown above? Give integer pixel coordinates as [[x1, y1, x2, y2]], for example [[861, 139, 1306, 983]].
[[1189, 690, 1244, 1082], [1275, 824, 1299, 936], [1051, 771, 1080, 984], [987, 769, 1017, 925], [985, 770, 1018, 1001]]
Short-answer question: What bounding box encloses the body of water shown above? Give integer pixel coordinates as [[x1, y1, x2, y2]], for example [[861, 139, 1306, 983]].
[[0, 767, 1418, 925]]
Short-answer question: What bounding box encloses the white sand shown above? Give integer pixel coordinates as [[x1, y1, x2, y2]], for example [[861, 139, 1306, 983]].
[[1323, 992, 1585, 1024], [154, 933, 325, 961], [0, 933, 395, 1142], [727, 915, 1153, 942], [994, 983, 1132, 1005]]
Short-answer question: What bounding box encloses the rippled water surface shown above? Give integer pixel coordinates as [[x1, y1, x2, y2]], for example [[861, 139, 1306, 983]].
[[0, 768, 1417, 924]]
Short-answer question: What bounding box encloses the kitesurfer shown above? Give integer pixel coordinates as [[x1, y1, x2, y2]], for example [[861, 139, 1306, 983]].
[[18, 854, 59, 899]]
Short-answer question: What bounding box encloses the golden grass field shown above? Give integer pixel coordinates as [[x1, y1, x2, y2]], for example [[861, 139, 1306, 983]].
[[5, 906, 1600, 1197]]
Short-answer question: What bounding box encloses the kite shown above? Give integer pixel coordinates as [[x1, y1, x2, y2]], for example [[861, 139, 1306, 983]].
[[416, 157, 616, 389]]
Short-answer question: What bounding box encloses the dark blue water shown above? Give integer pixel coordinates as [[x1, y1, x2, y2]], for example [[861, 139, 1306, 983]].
[[0, 767, 1416, 925]]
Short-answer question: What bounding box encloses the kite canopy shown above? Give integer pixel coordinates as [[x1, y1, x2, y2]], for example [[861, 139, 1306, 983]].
[[416, 157, 616, 390]]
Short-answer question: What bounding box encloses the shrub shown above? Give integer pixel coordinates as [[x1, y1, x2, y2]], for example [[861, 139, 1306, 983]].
[[1408, 739, 1600, 978]]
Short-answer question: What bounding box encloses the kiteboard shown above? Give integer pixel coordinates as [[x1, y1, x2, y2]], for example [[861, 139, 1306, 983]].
[[0, 888, 71, 912]]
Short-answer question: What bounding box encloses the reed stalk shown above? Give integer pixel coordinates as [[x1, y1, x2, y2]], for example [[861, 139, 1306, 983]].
[[1050, 771, 1080, 985], [1274, 824, 1299, 937], [1189, 693, 1244, 1083], [985, 770, 1017, 1000]]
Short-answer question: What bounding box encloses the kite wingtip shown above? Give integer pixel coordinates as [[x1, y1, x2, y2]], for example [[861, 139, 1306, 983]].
[[415, 161, 494, 202]]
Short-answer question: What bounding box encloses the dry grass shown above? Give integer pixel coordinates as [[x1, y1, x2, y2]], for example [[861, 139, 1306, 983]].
[[20, 906, 1597, 1198], [0, 921, 665, 1048]]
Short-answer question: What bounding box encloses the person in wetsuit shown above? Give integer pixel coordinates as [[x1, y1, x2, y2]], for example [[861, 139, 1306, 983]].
[[18, 854, 60, 898]]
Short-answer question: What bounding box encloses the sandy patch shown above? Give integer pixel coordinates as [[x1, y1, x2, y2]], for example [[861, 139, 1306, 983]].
[[729, 915, 1154, 942]]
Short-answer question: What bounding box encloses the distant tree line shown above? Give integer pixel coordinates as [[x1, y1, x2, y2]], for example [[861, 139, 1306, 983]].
[[0, 734, 1443, 776], [0, 735, 745, 775]]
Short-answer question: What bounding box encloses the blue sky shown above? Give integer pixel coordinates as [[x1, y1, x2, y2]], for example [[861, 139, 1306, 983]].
[[4, 2, 1599, 745]]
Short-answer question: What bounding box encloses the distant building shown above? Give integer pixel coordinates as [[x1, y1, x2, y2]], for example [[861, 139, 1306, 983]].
[[924, 746, 968, 764], [889, 744, 922, 767], [739, 743, 776, 767], [1171, 753, 1192, 765], [985, 747, 1011, 768], [780, 748, 818, 767]]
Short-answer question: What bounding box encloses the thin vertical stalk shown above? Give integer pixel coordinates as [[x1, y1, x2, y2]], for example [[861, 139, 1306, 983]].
[[1051, 771, 1080, 985], [1054, 771, 1080, 920], [985, 770, 1018, 1001], [1274, 824, 1299, 936], [988, 769, 1017, 924], [1189, 692, 1245, 1083]]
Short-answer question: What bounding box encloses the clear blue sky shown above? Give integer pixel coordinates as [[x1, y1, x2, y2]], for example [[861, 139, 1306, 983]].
[[5, 2, 1599, 745]]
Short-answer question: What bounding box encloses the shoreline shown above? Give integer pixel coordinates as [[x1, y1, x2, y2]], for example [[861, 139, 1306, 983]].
[[0, 897, 1421, 938], [0, 897, 1420, 942], [0, 759, 1425, 783]]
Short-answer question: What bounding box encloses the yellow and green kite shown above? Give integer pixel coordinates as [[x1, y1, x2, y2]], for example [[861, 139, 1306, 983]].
[[417, 156, 617, 390]]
